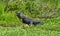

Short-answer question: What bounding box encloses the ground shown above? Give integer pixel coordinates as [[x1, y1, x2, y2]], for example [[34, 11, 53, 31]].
[[0, 0, 59, 36], [0, 18, 60, 36]]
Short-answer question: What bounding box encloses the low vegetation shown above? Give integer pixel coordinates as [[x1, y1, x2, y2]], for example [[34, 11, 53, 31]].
[[0, 0, 60, 36]]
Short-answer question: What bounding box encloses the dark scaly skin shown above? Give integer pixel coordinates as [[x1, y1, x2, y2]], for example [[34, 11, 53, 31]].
[[16, 12, 43, 25]]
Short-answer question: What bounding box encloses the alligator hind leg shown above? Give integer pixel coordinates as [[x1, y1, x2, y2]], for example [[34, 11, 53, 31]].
[[29, 21, 33, 26]]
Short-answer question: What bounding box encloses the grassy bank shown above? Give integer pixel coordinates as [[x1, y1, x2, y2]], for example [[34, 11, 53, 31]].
[[0, 0, 60, 36]]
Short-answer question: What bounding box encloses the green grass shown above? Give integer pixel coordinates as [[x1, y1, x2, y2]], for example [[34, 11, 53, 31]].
[[0, 0, 60, 36], [0, 18, 60, 36], [0, 27, 60, 36]]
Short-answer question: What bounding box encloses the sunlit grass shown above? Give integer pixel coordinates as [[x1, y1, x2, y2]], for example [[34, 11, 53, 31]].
[[0, 0, 59, 36], [0, 18, 60, 36]]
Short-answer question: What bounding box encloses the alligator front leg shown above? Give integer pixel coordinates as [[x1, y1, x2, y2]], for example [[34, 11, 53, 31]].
[[30, 21, 33, 26]]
